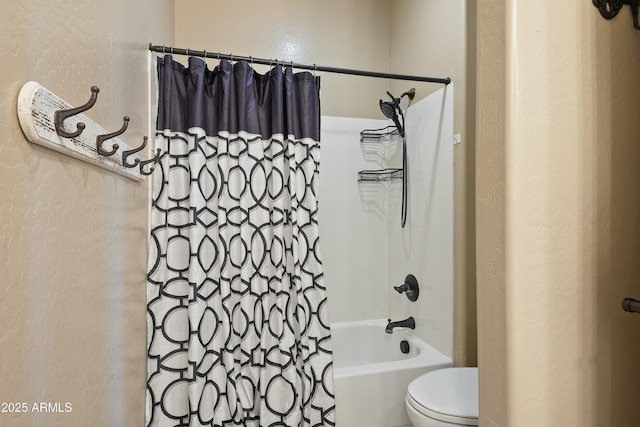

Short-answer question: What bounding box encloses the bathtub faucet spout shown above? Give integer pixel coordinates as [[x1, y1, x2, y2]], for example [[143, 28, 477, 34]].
[[385, 316, 415, 334]]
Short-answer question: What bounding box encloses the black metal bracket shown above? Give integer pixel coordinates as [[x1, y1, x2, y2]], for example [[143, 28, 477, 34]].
[[593, 0, 640, 29]]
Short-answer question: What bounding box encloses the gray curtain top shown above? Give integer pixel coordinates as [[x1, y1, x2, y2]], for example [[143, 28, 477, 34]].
[[156, 55, 321, 141]]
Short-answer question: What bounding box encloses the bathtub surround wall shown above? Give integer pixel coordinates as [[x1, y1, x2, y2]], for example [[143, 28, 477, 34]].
[[320, 87, 454, 357], [0, 1, 173, 426], [319, 117, 390, 322], [388, 87, 455, 358]]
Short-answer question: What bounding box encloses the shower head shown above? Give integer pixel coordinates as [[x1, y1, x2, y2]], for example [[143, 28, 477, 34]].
[[379, 98, 402, 136], [379, 99, 398, 120], [379, 91, 405, 136], [382, 89, 414, 111]]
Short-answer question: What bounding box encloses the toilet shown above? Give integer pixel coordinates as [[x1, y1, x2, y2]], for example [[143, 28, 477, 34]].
[[405, 367, 478, 427]]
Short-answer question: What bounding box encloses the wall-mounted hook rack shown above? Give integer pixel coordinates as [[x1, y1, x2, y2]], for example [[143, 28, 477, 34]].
[[17, 81, 157, 181], [593, 0, 640, 29]]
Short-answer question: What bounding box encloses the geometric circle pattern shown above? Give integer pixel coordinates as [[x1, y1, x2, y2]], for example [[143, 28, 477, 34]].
[[146, 129, 336, 426]]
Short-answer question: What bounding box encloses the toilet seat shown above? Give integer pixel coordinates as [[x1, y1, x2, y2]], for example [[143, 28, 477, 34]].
[[407, 367, 478, 426]]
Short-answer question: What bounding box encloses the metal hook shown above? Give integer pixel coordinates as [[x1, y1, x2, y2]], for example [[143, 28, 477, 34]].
[[593, 0, 640, 29], [96, 116, 129, 157], [54, 86, 100, 139], [139, 148, 162, 176], [313, 63, 317, 77], [162, 45, 166, 54], [186, 48, 190, 56], [122, 136, 148, 168]]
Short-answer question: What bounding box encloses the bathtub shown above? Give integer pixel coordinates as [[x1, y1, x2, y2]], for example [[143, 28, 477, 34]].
[[331, 319, 452, 427]]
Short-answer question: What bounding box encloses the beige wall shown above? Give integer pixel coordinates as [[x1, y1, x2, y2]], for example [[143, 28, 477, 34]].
[[476, 0, 508, 424], [0, 2, 173, 426], [175, 0, 390, 119], [477, 0, 640, 425], [176, 0, 477, 365]]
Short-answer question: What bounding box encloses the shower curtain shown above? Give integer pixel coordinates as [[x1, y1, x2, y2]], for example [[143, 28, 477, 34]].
[[146, 56, 335, 427]]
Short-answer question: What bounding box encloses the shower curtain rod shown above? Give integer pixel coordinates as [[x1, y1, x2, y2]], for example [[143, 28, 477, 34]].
[[148, 44, 451, 85]]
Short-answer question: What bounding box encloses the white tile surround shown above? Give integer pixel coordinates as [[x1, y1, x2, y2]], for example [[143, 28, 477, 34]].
[[320, 86, 455, 358]]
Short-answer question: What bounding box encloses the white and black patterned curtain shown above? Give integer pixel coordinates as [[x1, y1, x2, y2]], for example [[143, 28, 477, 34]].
[[146, 55, 335, 427]]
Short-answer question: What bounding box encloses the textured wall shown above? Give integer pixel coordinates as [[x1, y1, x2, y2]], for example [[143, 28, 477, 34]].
[[175, 0, 390, 119], [476, 0, 508, 424], [477, 0, 640, 425], [0, 2, 173, 426]]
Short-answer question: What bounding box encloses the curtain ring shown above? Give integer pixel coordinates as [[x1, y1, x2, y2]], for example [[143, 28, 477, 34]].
[[230, 53, 234, 63], [162, 45, 166, 54], [313, 63, 317, 77], [170, 46, 174, 55], [186, 48, 190, 56]]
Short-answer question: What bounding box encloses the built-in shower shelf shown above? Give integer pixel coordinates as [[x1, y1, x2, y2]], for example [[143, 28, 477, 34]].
[[357, 168, 403, 182], [359, 126, 400, 164]]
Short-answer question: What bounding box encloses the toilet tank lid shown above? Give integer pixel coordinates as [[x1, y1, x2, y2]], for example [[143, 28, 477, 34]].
[[407, 367, 478, 419]]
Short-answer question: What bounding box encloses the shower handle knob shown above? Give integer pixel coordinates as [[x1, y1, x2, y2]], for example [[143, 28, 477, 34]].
[[393, 274, 419, 302]]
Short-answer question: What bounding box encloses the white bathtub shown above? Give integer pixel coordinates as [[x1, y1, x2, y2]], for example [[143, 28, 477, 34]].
[[331, 319, 452, 427]]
